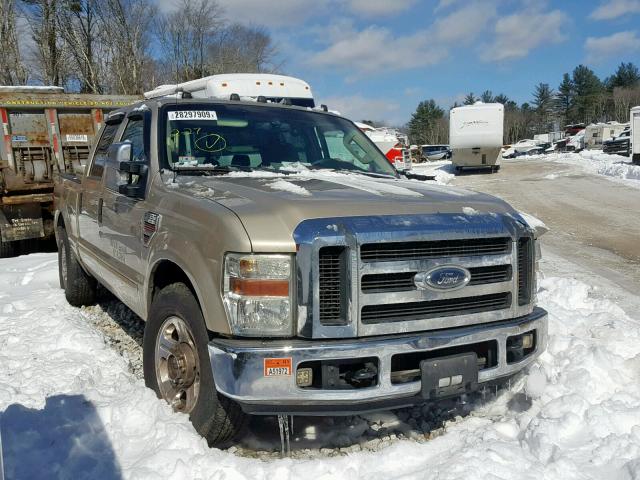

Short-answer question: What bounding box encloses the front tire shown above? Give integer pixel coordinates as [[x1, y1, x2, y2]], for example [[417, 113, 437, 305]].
[[143, 283, 248, 447], [57, 226, 97, 306]]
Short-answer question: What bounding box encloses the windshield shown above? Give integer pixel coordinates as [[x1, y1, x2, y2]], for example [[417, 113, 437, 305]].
[[162, 103, 396, 176]]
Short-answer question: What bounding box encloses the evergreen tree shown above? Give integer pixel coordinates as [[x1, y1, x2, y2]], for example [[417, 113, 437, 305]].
[[605, 62, 640, 89], [480, 90, 493, 103], [494, 93, 517, 110], [463, 92, 476, 105], [571, 65, 605, 123], [532, 83, 555, 132], [408, 99, 445, 145], [555, 73, 574, 124]]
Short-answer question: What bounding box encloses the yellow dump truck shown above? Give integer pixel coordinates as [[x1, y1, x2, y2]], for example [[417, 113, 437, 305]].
[[0, 86, 138, 255]]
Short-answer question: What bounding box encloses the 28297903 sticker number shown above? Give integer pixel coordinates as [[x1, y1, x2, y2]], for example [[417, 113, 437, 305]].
[[168, 110, 218, 121]]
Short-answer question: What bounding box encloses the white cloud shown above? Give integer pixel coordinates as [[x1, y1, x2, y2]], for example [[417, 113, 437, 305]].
[[346, 0, 416, 16], [320, 95, 403, 125], [432, 2, 497, 44], [308, 26, 446, 76], [435, 0, 462, 12], [308, 2, 495, 77], [481, 9, 568, 62], [590, 0, 640, 20], [158, 0, 329, 28], [585, 30, 640, 63]]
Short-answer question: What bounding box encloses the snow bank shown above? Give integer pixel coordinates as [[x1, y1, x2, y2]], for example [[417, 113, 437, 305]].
[[525, 150, 640, 187], [2, 254, 640, 479], [411, 160, 456, 185]]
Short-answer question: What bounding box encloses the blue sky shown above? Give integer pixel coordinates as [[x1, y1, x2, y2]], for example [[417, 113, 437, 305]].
[[161, 0, 640, 125]]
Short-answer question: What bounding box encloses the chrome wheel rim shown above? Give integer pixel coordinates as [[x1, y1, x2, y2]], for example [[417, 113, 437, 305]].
[[155, 316, 200, 414], [59, 241, 67, 288]]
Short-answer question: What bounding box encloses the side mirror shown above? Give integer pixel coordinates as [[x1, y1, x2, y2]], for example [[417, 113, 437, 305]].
[[105, 142, 148, 199]]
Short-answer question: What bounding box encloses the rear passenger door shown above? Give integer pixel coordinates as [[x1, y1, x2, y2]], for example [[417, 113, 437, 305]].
[[77, 117, 122, 264]]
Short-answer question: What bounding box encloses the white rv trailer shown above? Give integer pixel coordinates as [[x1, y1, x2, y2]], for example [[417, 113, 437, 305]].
[[144, 73, 315, 107], [632, 106, 640, 165], [449, 102, 504, 172], [584, 122, 627, 150]]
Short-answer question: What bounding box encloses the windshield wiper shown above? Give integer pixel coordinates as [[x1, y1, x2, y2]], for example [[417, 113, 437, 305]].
[[172, 165, 253, 176], [402, 170, 436, 181]]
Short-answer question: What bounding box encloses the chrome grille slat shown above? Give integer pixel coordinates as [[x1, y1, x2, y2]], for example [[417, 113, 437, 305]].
[[361, 265, 512, 293], [318, 246, 346, 324], [360, 237, 511, 263], [361, 293, 512, 324]]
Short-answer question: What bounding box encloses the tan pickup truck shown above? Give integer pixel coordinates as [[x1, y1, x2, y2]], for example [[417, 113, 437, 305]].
[[54, 95, 548, 447]]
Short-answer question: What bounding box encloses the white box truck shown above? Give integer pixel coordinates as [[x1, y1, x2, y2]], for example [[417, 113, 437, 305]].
[[449, 102, 504, 173], [632, 106, 640, 165]]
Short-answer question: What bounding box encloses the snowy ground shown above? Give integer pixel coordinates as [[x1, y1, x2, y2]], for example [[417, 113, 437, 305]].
[[1, 248, 640, 479]]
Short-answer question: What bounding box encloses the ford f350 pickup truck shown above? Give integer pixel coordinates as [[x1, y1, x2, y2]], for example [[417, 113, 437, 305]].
[[54, 75, 548, 447]]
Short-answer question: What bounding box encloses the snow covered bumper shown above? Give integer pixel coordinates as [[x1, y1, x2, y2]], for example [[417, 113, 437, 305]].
[[208, 308, 547, 415]]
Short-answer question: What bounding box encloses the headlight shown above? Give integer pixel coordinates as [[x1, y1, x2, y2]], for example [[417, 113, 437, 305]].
[[223, 253, 293, 336]]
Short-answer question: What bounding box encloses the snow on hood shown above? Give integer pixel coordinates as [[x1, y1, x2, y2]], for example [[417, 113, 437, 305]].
[[159, 169, 516, 251]]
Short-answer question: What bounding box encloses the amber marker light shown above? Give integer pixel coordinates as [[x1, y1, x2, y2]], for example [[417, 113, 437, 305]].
[[230, 278, 289, 297]]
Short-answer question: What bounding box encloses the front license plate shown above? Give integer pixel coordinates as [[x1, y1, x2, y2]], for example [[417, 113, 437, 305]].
[[264, 358, 292, 377], [421, 352, 478, 400]]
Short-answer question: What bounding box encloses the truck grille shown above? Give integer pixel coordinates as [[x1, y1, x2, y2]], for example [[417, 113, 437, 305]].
[[360, 237, 511, 262], [318, 246, 347, 325], [361, 292, 512, 324], [361, 265, 512, 293], [517, 237, 534, 306]]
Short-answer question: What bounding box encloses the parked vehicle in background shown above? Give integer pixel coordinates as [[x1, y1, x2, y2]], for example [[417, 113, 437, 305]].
[[421, 144, 451, 161], [512, 139, 544, 155], [632, 106, 640, 165], [54, 74, 548, 447], [355, 122, 411, 170], [0, 86, 138, 256], [603, 128, 631, 156], [584, 122, 627, 150], [565, 123, 586, 136], [449, 102, 504, 173], [534, 132, 564, 144], [566, 129, 586, 152]]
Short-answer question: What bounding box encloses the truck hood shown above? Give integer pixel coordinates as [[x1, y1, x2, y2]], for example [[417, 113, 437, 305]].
[[162, 171, 519, 252]]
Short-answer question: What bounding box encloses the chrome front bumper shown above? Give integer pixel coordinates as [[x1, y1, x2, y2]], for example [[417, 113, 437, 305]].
[[208, 308, 548, 415]]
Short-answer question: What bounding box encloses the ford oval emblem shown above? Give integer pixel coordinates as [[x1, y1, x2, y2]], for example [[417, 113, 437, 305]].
[[414, 266, 471, 291]]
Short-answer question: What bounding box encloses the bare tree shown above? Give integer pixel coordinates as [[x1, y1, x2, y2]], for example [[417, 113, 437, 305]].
[[57, 0, 104, 93], [210, 24, 279, 74], [156, 0, 224, 83], [0, 0, 28, 84], [21, 0, 66, 85], [613, 86, 640, 123], [100, 0, 157, 94]]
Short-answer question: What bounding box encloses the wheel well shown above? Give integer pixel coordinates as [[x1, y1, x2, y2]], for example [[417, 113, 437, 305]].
[[150, 260, 198, 303]]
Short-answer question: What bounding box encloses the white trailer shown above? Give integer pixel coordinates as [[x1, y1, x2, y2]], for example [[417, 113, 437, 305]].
[[584, 122, 627, 150], [632, 106, 640, 165], [449, 102, 504, 172]]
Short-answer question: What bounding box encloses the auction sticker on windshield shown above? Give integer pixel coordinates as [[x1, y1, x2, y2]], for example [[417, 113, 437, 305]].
[[168, 110, 218, 121], [264, 358, 292, 377]]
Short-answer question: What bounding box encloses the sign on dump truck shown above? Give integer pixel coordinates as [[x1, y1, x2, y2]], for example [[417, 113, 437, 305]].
[[0, 87, 139, 256], [449, 102, 504, 173]]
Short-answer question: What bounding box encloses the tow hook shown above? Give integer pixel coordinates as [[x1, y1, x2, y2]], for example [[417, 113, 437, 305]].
[[345, 362, 378, 387]]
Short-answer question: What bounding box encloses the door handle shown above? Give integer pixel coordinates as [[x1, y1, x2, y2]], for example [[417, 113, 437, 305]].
[[98, 198, 103, 224]]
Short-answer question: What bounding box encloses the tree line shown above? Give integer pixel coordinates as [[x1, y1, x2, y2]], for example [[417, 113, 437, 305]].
[[408, 62, 640, 145], [0, 0, 279, 95]]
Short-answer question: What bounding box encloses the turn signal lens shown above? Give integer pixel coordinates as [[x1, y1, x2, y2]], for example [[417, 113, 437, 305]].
[[230, 278, 289, 297]]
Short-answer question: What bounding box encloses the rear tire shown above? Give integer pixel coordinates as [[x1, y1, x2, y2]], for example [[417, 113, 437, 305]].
[[143, 283, 248, 447], [57, 226, 97, 306]]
